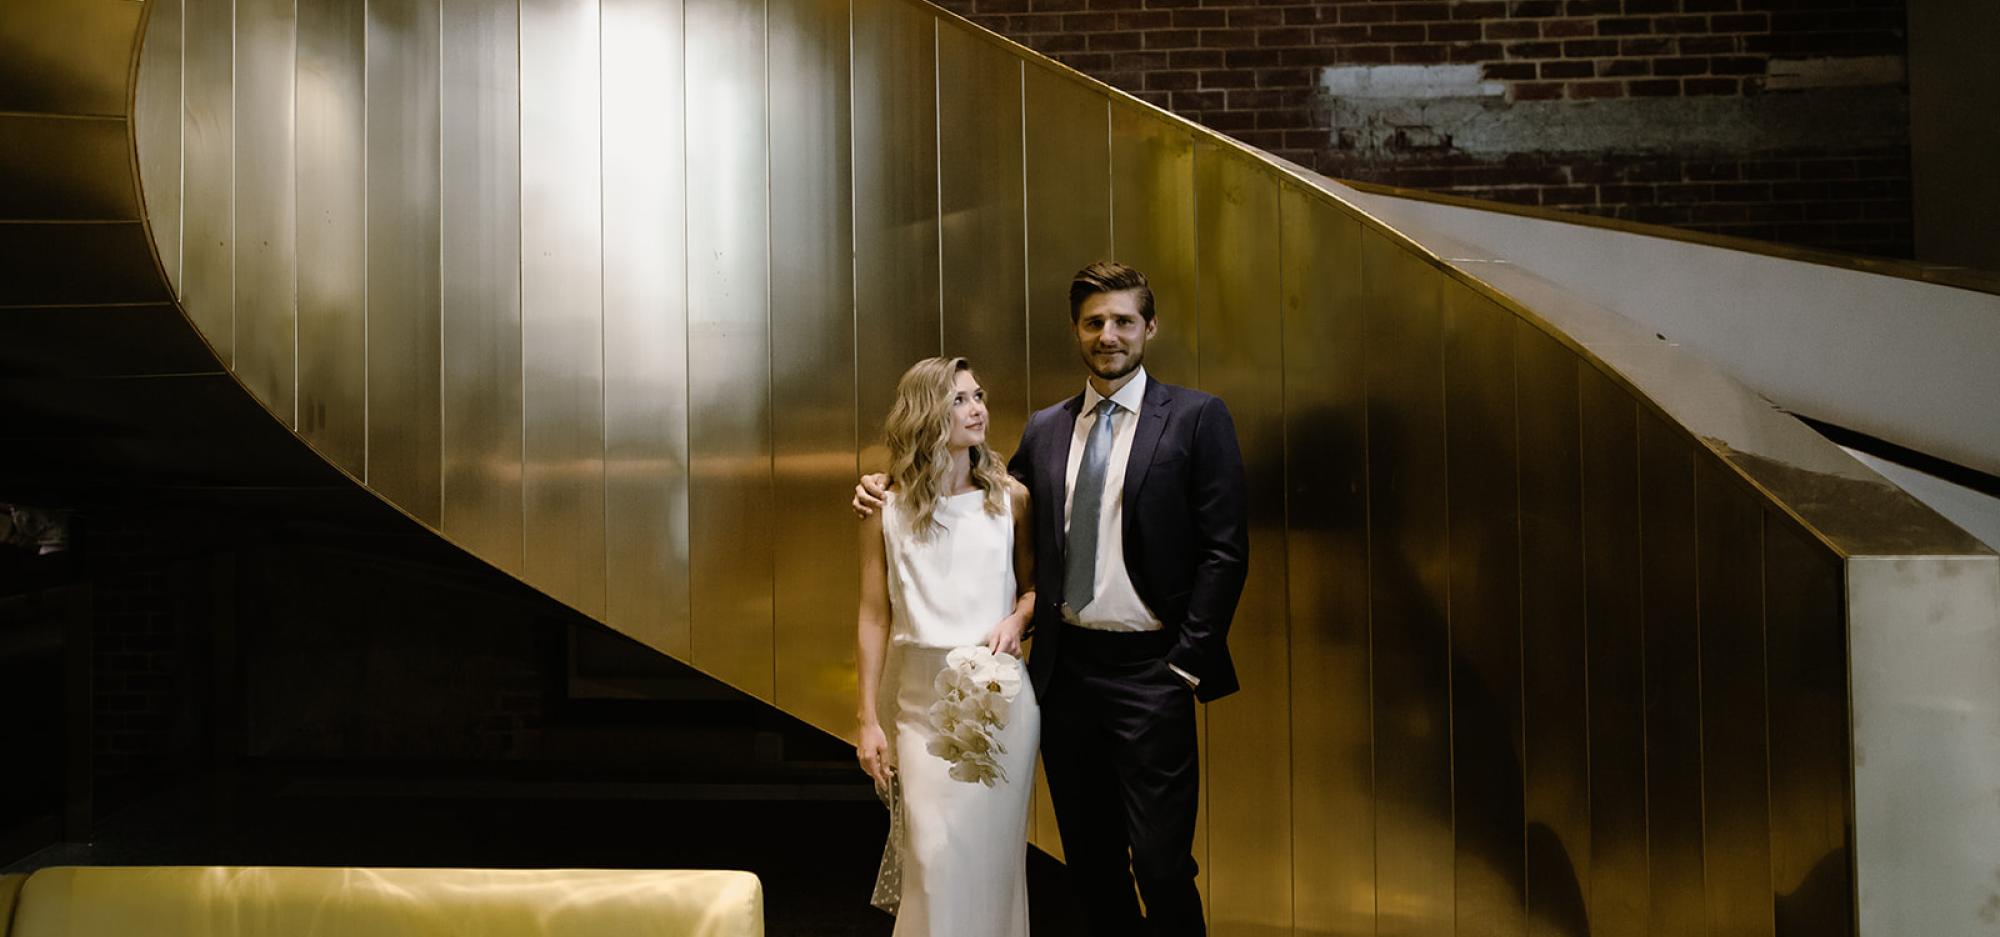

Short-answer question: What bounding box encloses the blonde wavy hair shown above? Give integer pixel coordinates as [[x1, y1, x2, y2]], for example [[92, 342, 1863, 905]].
[[884, 356, 1012, 540]]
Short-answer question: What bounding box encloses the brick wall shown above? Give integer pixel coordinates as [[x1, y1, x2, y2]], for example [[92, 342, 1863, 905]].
[[940, 0, 1915, 258]]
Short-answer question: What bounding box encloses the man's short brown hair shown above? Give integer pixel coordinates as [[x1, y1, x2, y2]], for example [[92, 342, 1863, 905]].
[[1068, 261, 1155, 323]]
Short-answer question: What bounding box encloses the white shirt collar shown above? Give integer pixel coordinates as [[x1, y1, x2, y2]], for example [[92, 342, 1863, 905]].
[[1082, 367, 1148, 416]]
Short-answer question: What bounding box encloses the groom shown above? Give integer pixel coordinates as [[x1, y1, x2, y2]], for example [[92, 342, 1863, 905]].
[[857, 261, 1249, 936]]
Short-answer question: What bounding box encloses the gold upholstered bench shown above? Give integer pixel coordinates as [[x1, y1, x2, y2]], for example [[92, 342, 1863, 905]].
[[0, 866, 762, 936]]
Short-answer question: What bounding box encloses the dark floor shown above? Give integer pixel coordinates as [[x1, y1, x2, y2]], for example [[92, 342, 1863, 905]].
[[5, 772, 1086, 936]]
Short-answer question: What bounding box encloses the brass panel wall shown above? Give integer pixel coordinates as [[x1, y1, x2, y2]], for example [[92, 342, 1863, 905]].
[[1442, 284, 1526, 937], [1020, 62, 1111, 856], [603, 0, 689, 653], [0, 116, 137, 220], [1280, 188, 1374, 937], [89, 8, 1932, 936], [685, 0, 774, 698], [1639, 410, 1705, 937], [1364, 233, 1453, 937], [1196, 140, 1292, 937], [937, 24, 1028, 452], [0, 0, 140, 116], [366, 0, 444, 523], [520, 0, 605, 615], [1022, 64, 1108, 419], [440, 0, 524, 573], [1763, 521, 1853, 937], [1581, 365, 1648, 937], [1696, 461, 1775, 937], [182, 0, 235, 360], [134, 0, 182, 289], [235, 0, 298, 420], [1515, 323, 1590, 937], [770, 0, 858, 728], [852, 0, 940, 470], [297, 0, 367, 475], [1109, 104, 1197, 387]]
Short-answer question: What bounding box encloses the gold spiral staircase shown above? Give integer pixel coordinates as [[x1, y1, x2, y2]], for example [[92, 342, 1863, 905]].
[[3, 0, 1996, 934]]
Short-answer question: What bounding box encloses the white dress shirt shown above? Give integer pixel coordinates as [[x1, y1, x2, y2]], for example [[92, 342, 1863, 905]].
[[1062, 368, 1160, 633], [1060, 368, 1200, 687]]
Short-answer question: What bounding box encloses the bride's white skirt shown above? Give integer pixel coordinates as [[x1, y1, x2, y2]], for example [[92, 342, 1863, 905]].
[[890, 645, 1041, 937]]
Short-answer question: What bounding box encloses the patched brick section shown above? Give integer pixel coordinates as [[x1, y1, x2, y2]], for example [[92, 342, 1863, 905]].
[[937, 0, 1914, 257]]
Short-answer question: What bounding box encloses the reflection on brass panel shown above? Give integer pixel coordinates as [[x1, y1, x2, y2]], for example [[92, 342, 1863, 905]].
[[1579, 365, 1646, 937], [0, 0, 142, 116], [135, 0, 183, 288], [1442, 284, 1525, 937], [440, 0, 522, 574], [366, 0, 444, 524], [686, 0, 774, 699], [1695, 460, 1775, 937], [1515, 323, 1591, 937], [1022, 64, 1107, 421], [0, 223, 169, 307], [770, 0, 856, 732], [0, 116, 138, 220], [603, 0, 688, 655], [852, 0, 939, 470], [1281, 188, 1373, 937], [1762, 521, 1853, 937], [1194, 140, 1291, 936], [298, 0, 366, 475], [182, 0, 234, 359], [1638, 410, 1704, 937], [1109, 104, 1196, 387], [937, 24, 1027, 453], [520, 0, 605, 616], [1363, 232, 1453, 937], [234, 0, 297, 421]]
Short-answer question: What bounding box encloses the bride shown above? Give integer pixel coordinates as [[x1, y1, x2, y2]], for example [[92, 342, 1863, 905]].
[[854, 356, 1040, 936]]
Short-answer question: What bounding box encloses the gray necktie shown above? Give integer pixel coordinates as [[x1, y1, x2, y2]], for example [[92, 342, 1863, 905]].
[[1065, 399, 1118, 615]]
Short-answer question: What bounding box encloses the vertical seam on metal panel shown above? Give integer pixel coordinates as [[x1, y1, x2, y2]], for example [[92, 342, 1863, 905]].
[[1360, 230, 1378, 932], [292, 0, 302, 431], [1691, 450, 1709, 920], [517, 0, 526, 570], [1576, 358, 1592, 931], [1017, 59, 1028, 412], [847, 0, 859, 480], [1103, 99, 1112, 257], [361, 0, 371, 483], [932, 14, 942, 353], [765, 0, 777, 699], [1439, 277, 1456, 935], [1514, 319, 1530, 924], [1636, 399, 1651, 915], [1757, 511, 1775, 936], [229, 0, 237, 367], [600, 0, 611, 622], [681, 0, 695, 654], [1277, 182, 1296, 934], [438, 0, 447, 521], [178, 0, 187, 294]]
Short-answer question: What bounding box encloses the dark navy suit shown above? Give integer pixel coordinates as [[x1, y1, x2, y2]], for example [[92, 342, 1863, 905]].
[[1007, 376, 1248, 936]]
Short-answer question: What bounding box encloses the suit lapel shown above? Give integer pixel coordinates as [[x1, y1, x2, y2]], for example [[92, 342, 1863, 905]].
[[1123, 379, 1172, 514], [1043, 394, 1084, 557]]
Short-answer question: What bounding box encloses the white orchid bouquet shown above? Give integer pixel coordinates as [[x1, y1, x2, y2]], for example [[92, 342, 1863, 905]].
[[924, 646, 1024, 786]]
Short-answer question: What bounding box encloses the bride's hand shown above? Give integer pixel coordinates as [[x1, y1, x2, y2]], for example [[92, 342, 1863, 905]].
[[985, 615, 1026, 658], [856, 722, 894, 789]]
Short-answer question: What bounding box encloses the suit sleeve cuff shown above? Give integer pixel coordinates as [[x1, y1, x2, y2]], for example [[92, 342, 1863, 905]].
[[1167, 663, 1200, 688]]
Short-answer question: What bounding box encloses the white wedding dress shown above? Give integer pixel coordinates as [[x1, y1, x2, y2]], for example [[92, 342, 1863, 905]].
[[879, 489, 1040, 937]]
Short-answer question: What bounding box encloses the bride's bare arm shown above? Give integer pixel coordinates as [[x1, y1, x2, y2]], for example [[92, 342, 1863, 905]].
[[855, 511, 894, 787]]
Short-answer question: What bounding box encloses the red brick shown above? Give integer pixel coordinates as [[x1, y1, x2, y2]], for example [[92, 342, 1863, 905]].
[[1624, 0, 1675, 12], [1256, 27, 1316, 46], [1278, 46, 1341, 66], [1197, 66, 1258, 86], [1540, 59, 1595, 78], [1619, 36, 1671, 55], [1628, 77, 1681, 95], [1568, 80, 1625, 98], [1315, 24, 1372, 43], [1714, 182, 1773, 201], [1338, 3, 1396, 22], [1282, 129, 1333, 149], [1393, 2, 1452, 22], [1709, 55, 1763, 75], [1335, 44, 1394, 63], [1367, 23, 1428, 41], [1226, 7, 1285, 27], [1545, 18, 1596, 37], [1146, 69, 1202, 90], [1484, 20, 1541, 39], [1451, 1, 1508, 19], [1203, 110, 1258, 130], [1428, 21, 1482, 41], [1450, 42, 1505, 62], [1508, 0, 1561, 16], [1563, 0, 1621, 14], [1676, 36, 1738, 54], [1171, 88, 1228, 109], [1171, 9, 1227, 26], [1144, 28, 1202, 47], [1029, 0, 1087, 12], [1199, 27, 1262, 47], [1684, 161, 1740, 181], [1089, 30, 1146, 50], [1653, 15, 1706, 32], [1599, 58, 1649, 76], [1392, 43, 1450, 63], [1228, 88, 1291, 108], [1513, 81, 1565, 100], [1225, 47, 1285, 66], [1564, 39, 1618, 56], [1113, 49, 1172, 69], [1255, 66, 1315, 86], [1483, 61, 1537, 80], [1682, 0, 1739, 12], [1653, 55, 1710, 76], [1168, 48, 1227, 67], [1117, 10, 1174, 27], [1505, 39, 1562, 56], [1598, 17, 1652, 35], [1710, 12, 1768, 31]]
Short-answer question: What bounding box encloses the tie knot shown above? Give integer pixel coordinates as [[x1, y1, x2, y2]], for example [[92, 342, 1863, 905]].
[[1095, 399, 1117, 418]]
